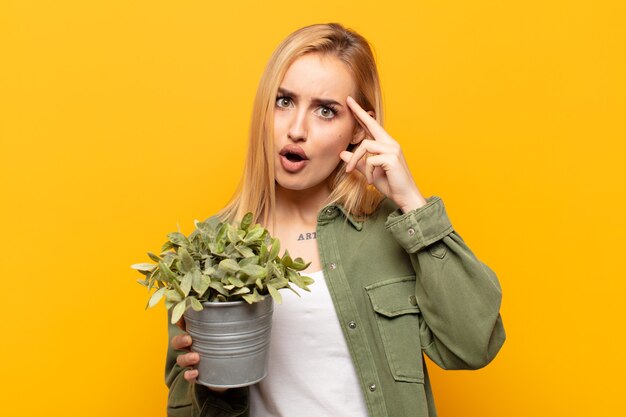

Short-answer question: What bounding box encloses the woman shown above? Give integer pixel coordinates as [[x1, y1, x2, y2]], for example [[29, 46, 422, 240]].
[[166, 23, 505, 417]]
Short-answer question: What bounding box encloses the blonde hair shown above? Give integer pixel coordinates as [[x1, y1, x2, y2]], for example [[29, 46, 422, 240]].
[[218, 23, 385, 226]]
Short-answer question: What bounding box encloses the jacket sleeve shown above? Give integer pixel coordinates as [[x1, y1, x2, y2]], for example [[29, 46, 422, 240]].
[[384, 196, 506, 370], [165, 312, 250, 417]]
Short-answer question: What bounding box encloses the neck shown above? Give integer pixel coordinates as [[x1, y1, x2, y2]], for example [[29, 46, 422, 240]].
[[269, 181, 332, 232]]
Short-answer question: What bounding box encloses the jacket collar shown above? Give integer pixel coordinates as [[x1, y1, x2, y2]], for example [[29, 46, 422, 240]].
[[317, 203, 364, 231]]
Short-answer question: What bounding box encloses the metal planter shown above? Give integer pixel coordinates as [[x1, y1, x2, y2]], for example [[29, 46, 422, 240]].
[[184, 297, 274, 388]]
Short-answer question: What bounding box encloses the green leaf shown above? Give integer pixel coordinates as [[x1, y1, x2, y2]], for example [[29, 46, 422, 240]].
[[192, 270, 210, 297], [218, 258, 240, 274], [148, 287, 166, 308], [239, 256, 259, 267], [167, 232, 190, 247], [216, 223, 228, 243], [189, 297, 203, 312], [178, 247, 195, 274], [288, 270, 313, 291], [268, 275, 289, 289], [270, 262, 283, 279], [236, 245, 255, 258], [268, 238, 280, 261], [158, 261, 177, 282], [161, 240, 174, 252], [244, 226, 264, 243], [301, 274, 315, 286], [215, 239, 225, 254], [171, 300, 187, 324], [165, 289, 182, 303], [131, 263, 156, 272], [267, 284, 282, 304], [170, 279, 186, 298], [232, 287, 251, 296], [242, 289, 265, 304], [180, 272, 192, 297], [209, 281, 228, 296], [147, 252, 161, 262], [281, 250, 293, 268], [259, 243, 268, 263], [227, 276, 245, 287], [240, 212, 253, 231], [291, 257, 311, 271], [241, 264, 267, 279], [227, 225, 241, 244]]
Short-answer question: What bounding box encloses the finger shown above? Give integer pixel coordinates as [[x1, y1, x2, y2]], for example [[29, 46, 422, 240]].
[[346, 96, 390, 143], [177, 351, 200, 368], [183, 369, 198, 382], [345, 139, 389, 173], [171, 334, 193, 350], [364, 154, 387, 184], [175, 317, 186, 332], [340, 149, 368, 177]]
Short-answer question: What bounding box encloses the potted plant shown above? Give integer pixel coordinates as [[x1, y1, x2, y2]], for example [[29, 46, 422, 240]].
[[132, 212, 314, 388]]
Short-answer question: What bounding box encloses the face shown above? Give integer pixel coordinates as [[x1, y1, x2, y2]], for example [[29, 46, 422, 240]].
[[273, 52, 361, 193]]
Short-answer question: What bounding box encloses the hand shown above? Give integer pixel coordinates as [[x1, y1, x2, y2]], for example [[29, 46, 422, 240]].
[[171, 318, 228, 392], [340, 96, 428, 213]]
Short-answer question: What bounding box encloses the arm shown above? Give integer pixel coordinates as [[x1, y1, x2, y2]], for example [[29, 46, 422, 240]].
[[165, 313, 250, 417], [385, 196, 506, 370]]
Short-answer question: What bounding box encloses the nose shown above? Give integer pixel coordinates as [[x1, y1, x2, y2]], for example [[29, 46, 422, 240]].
[[287, 107, 308, 142]]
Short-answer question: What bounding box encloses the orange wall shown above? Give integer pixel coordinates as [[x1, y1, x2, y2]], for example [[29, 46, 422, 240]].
[[1, 1, 624, 416]]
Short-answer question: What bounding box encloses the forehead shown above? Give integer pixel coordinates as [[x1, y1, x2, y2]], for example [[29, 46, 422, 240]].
[[280, 53, 356, 99]]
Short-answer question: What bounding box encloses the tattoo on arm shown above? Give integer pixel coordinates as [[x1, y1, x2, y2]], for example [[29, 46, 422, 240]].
[[297, 232, 317, 241]]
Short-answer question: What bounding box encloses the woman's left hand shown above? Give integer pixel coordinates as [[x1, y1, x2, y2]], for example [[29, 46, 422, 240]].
[[340, 96, 428, 213]]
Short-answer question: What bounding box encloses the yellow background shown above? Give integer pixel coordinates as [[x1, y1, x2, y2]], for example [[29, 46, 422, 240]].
[[1, 1, 624, 415]]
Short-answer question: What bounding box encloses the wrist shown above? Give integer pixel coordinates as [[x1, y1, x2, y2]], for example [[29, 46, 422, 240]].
[[400, 195, 428, 214]]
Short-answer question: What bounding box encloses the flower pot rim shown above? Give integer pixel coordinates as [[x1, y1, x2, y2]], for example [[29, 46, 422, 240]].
[[195, 298, 272, 308]]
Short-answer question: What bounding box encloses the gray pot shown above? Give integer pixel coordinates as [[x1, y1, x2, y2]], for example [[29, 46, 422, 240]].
[[184, 297, 274, 388]]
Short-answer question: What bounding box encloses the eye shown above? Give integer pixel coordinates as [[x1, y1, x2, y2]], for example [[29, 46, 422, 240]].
[[315, 106, 338, 120], [276, 95, 292, 109]]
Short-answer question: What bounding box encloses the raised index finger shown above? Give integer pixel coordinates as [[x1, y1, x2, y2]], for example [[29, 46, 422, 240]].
[[346, 96, 389, 142]]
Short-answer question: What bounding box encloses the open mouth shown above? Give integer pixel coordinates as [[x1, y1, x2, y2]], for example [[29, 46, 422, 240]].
[[284, 152, 305, 162], [279, 145, 308, 161], [279, 145, 309, 173]]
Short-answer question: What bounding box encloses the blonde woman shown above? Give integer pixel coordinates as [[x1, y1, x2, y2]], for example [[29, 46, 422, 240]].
[[166, 23, 505, 417]]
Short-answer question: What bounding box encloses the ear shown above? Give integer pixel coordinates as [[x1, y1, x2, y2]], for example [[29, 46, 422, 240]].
[[350, 110, 376, 145]]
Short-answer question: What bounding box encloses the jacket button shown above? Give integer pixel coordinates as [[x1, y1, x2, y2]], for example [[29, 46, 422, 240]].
[[329, 263, 337, 270], [348, 321, 357, 329], [408, 227, 415, 236], [409, 295, 417, 306], [369, 383, 377, 392]]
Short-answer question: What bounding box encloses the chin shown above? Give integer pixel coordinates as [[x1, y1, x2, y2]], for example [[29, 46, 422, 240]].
[[275, 173, 329, 192]]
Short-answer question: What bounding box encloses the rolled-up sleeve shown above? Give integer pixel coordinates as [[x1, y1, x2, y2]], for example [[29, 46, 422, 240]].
[[385, 196, 506, 370]]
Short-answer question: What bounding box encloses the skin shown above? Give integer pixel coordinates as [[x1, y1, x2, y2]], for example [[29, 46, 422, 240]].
[[172, 52, 428, 386]]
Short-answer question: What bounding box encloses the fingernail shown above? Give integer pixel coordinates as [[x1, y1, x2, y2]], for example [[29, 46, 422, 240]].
[[184, 335, 192, 344]]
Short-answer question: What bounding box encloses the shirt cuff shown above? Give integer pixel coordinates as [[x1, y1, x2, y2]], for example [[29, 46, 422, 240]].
[[384, 196, 453, 253]]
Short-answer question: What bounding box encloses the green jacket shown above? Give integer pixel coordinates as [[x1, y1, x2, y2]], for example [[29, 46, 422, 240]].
[[165, 196, 506, 417]]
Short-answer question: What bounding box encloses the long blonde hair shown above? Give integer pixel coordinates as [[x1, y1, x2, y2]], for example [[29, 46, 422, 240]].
[[218, 23, 385, 226]]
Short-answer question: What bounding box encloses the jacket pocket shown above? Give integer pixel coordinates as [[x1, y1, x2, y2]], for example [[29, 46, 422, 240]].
[[365, 276, 424, 383]]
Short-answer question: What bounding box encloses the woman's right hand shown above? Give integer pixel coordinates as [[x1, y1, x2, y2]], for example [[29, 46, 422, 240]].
[[171, 318, 201, 382], [171, 318, 228, 392]]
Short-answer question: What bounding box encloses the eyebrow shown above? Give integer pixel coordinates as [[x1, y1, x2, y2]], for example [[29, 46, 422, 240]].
[[277, 87, 343, 107]]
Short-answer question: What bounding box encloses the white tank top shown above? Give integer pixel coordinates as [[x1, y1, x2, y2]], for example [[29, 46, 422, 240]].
[[249, 269, 369, 416]]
